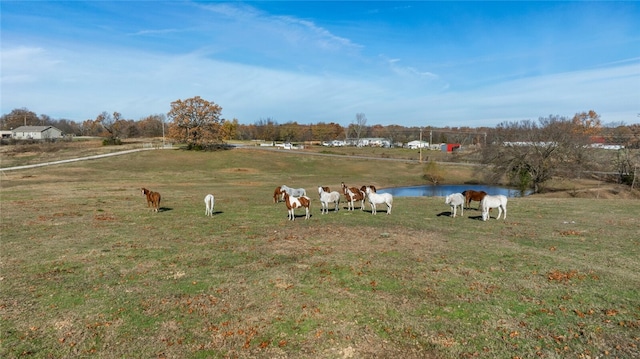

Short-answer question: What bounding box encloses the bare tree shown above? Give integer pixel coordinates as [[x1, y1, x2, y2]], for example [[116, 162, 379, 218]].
[[482, 115, 593, 193], [348, 113, 368, 146], [613, 149, 638, 186], [0, 108, 38, 130], [95, 111, 126, 145]]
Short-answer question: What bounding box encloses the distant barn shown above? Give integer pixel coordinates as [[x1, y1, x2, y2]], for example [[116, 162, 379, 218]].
[[11, 126, 63, 140]]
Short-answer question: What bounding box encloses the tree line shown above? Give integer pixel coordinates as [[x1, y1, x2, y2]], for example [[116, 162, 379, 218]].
[[2, 97, 639, 192], [3, 101, 638, 149]]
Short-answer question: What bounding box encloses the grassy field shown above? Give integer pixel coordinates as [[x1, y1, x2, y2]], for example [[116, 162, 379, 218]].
[[1, 146, 639, 358]]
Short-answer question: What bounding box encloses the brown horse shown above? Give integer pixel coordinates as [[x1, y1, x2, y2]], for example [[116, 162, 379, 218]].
[[274, 186, 283, 203], [361, 185, 377, 193], [141, 188, 161, 212], [461, 190, 486, 210]]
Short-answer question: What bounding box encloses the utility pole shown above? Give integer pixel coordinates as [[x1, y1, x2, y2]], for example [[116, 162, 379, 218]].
[[419, 127, 423, 163], [430, 130, 433, 149]]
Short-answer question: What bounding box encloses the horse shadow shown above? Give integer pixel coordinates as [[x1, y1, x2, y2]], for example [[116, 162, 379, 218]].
[[158, 207, 173, 212], [436, 211, 484, 220], [208, 210, 224, 216]]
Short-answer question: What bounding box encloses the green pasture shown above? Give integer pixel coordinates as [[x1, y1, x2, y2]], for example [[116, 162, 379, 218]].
[[1, 148, 638, 358]]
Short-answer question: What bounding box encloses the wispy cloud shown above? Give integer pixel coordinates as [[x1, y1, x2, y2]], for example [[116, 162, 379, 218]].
[[129, 28, 186, 36], [1, 1, 638, 126]]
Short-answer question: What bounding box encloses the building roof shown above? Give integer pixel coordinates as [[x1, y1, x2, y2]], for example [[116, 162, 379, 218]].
[[11, 126, 61, 132]]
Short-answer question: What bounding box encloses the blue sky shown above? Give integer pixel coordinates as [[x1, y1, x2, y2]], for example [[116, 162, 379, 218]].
[[2, 1, 639, 127]]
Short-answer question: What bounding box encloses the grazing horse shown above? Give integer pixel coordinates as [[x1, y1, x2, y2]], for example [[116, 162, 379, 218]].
[[141, 188, 161, 212], [283, 192, 311, 220], [481, 195, 508, 221], [461, 190, 487, 209], [204, 194, 215, 216], [341, 182, 366, 211], [445, 193, 465, 218], [318, 186, 341, 214], [274, 186, 284, 203], [365, 187, 393, 215], [280, 184, 307, 197]]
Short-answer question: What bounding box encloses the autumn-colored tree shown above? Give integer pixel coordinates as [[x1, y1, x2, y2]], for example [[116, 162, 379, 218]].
[[221, 118, 239, 140], [571, 110, 602, 136], [370, 124, 386, 138], [167, 96, 224, 147], [311, 122, 344, 141], [137, 114, 165, 138]]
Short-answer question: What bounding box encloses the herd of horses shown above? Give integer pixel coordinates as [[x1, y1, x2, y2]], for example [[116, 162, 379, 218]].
[[141, 186, 506, 221], [273, 183, 392, 220], [445, 190, 508, 221]]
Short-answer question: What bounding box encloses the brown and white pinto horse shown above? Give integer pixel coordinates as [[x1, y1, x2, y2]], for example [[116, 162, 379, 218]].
[[283, 192, 311, 220], [341, 182, 366, 211], [461, 190, 487, 210], [141, 188, 161, 212]]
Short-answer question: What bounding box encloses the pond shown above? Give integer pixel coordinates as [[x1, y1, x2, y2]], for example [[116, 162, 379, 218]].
[[377, 184, 532, 197]]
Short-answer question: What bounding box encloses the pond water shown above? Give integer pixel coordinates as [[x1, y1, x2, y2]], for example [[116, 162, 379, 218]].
[[377, 184, 532, 198]]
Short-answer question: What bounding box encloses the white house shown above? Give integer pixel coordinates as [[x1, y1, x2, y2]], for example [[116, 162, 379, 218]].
[[407, 140, 429, 149], [11, 126, 63, 140]]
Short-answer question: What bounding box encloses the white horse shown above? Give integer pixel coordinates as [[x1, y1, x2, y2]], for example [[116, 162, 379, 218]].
[[365, 187, 393, 215], [204, 194, 215, 216], [445, 193, 465, 218], [318, 186, 341, 214], [481, 194, 508, 221], [281, 184, 306, 197]]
